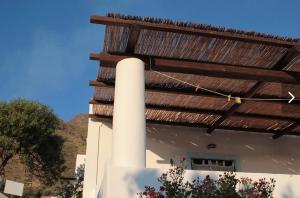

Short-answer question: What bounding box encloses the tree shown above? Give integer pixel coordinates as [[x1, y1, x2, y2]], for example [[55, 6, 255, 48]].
[[57, 165, 84, 198], [0, 98, 65, 185]]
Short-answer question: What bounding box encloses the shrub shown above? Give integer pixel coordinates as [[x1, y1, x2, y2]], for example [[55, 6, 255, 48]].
[[138, 159, 275, 198], [57, 165, 84, 198]]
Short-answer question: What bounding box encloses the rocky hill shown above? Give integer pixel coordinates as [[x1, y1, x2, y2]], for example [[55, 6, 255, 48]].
[[4, 114, 89, 195]]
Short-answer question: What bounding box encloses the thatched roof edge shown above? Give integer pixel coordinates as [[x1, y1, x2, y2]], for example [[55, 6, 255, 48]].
[[106, 13, 300, 43]]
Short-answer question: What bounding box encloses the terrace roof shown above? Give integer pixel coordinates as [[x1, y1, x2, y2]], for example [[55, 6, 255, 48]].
[[89, 13, 300, 138]]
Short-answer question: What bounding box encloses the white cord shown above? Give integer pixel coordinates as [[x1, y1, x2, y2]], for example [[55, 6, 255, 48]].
[[149, 59, 299, 102]]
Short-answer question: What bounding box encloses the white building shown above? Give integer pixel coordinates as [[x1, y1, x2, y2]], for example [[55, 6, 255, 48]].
[[75, 154, 86, 174], [83, 14, 300, 198]]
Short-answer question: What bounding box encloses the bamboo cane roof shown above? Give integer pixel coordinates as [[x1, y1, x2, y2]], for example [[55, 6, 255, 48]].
[[89, 13, 300, 138]]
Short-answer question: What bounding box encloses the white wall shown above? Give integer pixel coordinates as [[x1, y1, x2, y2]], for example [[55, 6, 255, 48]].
[[146, 124, 300, 175], [84, 121, 300, 197], [83, 118, 113, 198], [106, 166, 300, 198], [75, 154, 86, 174]]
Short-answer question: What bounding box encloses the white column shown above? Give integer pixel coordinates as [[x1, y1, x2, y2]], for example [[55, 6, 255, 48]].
[[112, 58, 146, 168], [83, 104, 101, 198]]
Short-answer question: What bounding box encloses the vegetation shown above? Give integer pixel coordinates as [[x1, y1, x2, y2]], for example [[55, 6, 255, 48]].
[[138, 159, 276, 198], [4, 113, 88, 195], [57, 165, 84, 198], [0, 99, 65, 186]]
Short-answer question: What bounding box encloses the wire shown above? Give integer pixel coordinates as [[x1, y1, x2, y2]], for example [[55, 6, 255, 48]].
[[152, 70, 228, 97], [148, 57, 299, 103]]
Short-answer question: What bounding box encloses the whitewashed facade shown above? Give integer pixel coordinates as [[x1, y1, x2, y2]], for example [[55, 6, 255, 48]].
[[83, 58, 300, 198]]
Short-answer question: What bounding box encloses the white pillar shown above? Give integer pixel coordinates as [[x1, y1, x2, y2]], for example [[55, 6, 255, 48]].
[[83, 104, 101, 198], [112, 58, 146, 168]]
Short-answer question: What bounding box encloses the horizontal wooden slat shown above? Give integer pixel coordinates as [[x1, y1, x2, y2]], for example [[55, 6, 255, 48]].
[[90, 52, 300, 85]]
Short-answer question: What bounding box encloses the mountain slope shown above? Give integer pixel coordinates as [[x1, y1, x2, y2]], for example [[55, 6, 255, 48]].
[[4, 114, 89, 195]]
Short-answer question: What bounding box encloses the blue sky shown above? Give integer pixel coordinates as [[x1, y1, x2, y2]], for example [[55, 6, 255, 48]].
[[1, 0, 300, 121]]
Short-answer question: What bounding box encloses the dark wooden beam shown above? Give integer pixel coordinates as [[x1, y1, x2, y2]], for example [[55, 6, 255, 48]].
[[89, 114, 112, 122], [206, 48, 300, 135], [98, 52, 274, 69], [90, 52, 300, 85], [90, 99, 224, 115], [90, 79, 300, 106], [90, 80, 225, 99], [89, 114, 300, 136], [268, 47, 300, 138], [272, 119, 300, 139], [207, 82, 265, 133], [90, 98, 297, 123], [90, 15, 298, 47], [273, 47, 300, 70], [206, 48, 300, 134], [125, 25, 141, 53]]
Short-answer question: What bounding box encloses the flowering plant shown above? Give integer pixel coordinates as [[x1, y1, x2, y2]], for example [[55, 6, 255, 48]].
[[138, 158, 275, 198]]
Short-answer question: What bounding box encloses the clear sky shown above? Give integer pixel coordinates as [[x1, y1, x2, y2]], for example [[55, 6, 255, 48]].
[[1, 0, 300, 121]]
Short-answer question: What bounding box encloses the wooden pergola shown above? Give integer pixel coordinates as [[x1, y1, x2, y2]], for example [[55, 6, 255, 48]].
[[89, 13, 300, 139]]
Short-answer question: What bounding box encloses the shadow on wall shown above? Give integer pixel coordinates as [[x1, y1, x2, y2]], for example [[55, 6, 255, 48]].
[[122, 167, 219, 197], [123, 168, 299, 198], [146, 124, 300, 175], [123, 169, 161, 197], [146, 125, 195, 166], [282, 184, 297, 198]]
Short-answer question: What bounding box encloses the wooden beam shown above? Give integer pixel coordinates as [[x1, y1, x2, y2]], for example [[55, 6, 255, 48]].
[[206, 48, 300, 134], [90, 15, 299, 47], [125, 25, 141, 53], [90, 52, 300, 85], [90, 79, 300, 106], [89, 95, 297, 122], [89, 114, 300, 136], [273, 47, 300, 70], [90, 80, 226, 99], [95, 52, 272, 69], [272, 119, 300, 139], [207, 82, 265, 133], [90, 99, 224, 114], [267, 47, 300, 138]]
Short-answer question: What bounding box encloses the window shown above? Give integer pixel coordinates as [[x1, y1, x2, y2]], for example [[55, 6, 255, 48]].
[[191, 158, 236, 172]]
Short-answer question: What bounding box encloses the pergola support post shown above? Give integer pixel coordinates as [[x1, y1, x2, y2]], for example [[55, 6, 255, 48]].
[[112, 58, 146, 168]]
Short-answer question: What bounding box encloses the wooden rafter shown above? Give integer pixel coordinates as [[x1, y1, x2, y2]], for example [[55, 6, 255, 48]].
[[207, 48, 300, 134], [91, 80, 230, 100], [89, 81, 298, 122], [90, 99, 296, 122], [272, 46, 300, 70], [90, 80, 300, 105], [90, 15, 299, 47], [89, 113, 300, 136], [207, 82, 265, 133], [125, 25, 141, 53], [90, 52, 300, 85], [273, 119, 300, 139]]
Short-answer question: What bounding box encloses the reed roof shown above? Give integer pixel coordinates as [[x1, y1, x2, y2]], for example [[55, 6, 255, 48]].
[[90, 13, 300, 138]]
